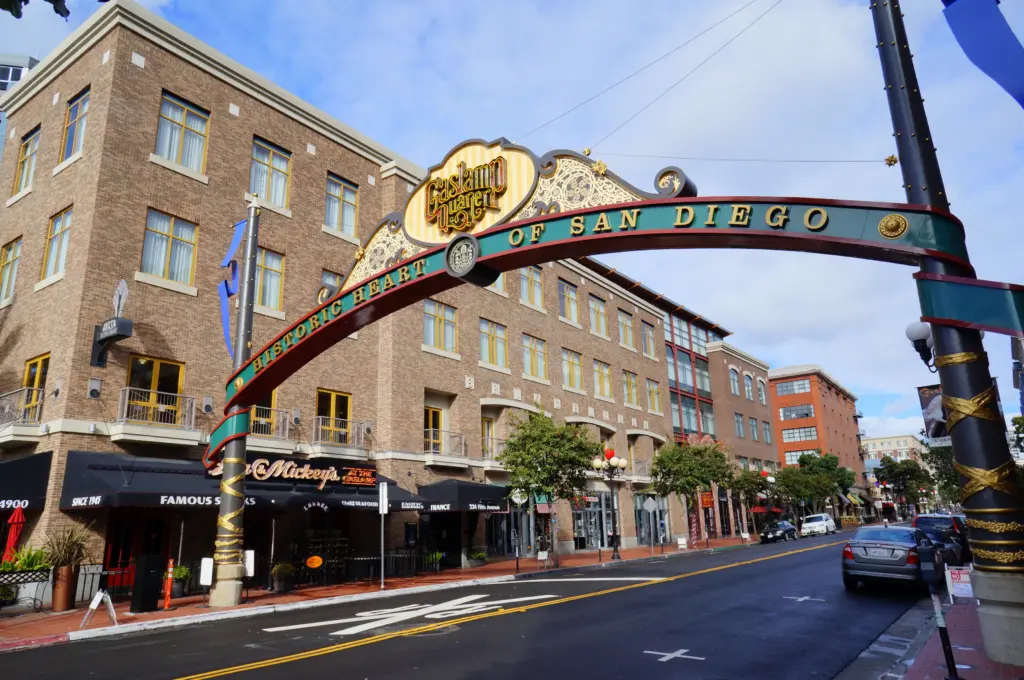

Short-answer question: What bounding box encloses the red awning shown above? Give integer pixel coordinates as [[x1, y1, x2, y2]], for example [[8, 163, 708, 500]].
[[750, 506, 783, 514]]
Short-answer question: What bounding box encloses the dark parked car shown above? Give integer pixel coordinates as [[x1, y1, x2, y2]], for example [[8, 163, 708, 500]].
[[917, 525, 964, 566], [912, 514, 971, 562], [842, 526, 944, 591], [760, 520, 798, 543]]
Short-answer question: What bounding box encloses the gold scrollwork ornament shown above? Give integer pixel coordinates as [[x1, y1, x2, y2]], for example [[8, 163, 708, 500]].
[[966, 518, 1024, 533], [943, 386, 1001, 431], [934, 351, 985, 368], [878, 213, 909, 239], [954, 458, 1024, 502]]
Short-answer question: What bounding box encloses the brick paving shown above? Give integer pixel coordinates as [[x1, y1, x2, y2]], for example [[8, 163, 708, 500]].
[[0, 539, 746, 646], [905, 602, 1024, 680]]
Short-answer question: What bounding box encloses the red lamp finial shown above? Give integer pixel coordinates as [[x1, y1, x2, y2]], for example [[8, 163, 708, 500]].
[[604, 448, 615, 460]]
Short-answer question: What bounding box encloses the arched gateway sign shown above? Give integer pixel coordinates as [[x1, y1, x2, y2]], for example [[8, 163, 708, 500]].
[[206, 139, 972, 450], [204, 138, 1024, 605]]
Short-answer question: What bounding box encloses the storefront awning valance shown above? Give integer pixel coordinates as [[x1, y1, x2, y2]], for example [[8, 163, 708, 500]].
[[418, 479, 509, 512], [59, 451, 425, 512], [846, 493, 863, 506], [0, 452, 52, 511]]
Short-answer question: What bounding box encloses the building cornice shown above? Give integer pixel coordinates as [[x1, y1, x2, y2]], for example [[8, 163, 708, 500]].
[[0, 0, 425, 179], [707, 341, 769, 372], [768, 364, 858, 402]]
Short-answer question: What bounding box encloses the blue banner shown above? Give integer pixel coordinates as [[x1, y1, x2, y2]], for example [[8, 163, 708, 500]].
[[218, 220, 247, 359], [943, 0, 1024, 111]]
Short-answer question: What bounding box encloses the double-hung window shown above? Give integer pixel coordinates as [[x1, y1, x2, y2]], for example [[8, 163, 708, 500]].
[[155, 93, 209, 173], [255, 248, 285, 310], [14, 128, 39, 193], [424, 300, 457, 352], [593, 360, 612, 398], [61, 89, 90, 161], [0, 238, 21, 302], [141, 209, 198, 285], [562, 349, 583, 390], [479, 319, 508, 367], [622, 371, 639, 405], [325, 174, 358, 236], [558, 279, 578, 323], [520, 266, 543, 307], [522, 334, 547, 379], [618, 310, 635, 348], [589, 295, 607, 336], [42, 207, 72, 280], [646, 379, 661, 412], [249, 138, 291, 208]]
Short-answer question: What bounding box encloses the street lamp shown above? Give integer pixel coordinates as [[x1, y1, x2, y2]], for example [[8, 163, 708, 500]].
[[592, 449, 628, 560], [906, 321, 983, 373]]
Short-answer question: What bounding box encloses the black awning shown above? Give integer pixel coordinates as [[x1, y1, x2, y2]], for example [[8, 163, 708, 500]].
[[417, 479, 508, 512], [0, 452, 52, 511], [59, 451, 389, 511], [379, 476, 431, 512]]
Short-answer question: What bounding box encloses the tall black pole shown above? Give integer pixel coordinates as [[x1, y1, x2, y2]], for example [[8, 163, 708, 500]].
[[871, 1, 1024, 666], [209, 201, 261, 607], [611, 475, 621, 560]]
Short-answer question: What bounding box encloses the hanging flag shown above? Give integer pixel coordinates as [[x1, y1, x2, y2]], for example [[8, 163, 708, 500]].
[[218, 219, 247, 359], [942, 0, 1024, 111]]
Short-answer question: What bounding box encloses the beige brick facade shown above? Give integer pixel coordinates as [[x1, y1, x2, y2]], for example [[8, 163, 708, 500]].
[[0, 1, 686, 573]]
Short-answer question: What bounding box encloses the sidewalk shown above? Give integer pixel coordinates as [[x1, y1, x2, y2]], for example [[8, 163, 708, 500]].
[[0, 537, 749, 651], [904, 602, 1024, 680]]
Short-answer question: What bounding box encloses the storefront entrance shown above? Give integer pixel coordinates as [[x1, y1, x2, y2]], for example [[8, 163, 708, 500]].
[[485, 508, 526, 557], [634, 495, 670, 546], [572, 493, 611, 550], [104, 509, 171, 592]]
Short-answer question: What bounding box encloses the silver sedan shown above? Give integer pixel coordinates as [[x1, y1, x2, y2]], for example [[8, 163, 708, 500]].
[[841, 525, 944, 591]]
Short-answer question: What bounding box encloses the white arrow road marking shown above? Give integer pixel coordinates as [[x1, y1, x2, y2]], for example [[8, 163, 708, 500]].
[[262, 594, 558, 636], [643, 649, 706, 662], [783, 596, 825, 602]]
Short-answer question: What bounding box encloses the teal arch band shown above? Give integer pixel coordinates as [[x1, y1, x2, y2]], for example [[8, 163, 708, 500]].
[[204, 408, 252, 468], [916, 272, 1024, 338], [221, 197, 971, 414]]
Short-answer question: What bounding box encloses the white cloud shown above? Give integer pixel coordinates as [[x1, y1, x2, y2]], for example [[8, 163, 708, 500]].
[[860, 415, 926, 438], [3, 0, 1022, 427]]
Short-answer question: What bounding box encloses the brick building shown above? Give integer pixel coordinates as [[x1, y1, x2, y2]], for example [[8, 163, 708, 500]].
[[768, 365, 867, 512], [0, 0, 690, 586], [706, 341, 778, 535]]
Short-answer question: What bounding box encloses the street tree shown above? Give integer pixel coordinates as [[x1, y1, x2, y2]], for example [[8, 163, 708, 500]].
[[920, 442, 960, 504], [731, 469, 770, 532], [651, 434, 734, 540], [875, 456, 934, 513], [499, 410, 601, 566]]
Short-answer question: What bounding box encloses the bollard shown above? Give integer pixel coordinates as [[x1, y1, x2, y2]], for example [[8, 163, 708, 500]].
[[163, 559, 175, 610]]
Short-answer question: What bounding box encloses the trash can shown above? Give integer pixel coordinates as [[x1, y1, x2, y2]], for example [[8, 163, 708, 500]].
[[130, 554, 165, 613]]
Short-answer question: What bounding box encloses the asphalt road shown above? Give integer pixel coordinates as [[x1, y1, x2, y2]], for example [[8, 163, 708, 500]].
[[5, 533, 924, 680]]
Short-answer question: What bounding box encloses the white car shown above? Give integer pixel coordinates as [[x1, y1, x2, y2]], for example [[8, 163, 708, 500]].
[[800, 514, 836, 536]]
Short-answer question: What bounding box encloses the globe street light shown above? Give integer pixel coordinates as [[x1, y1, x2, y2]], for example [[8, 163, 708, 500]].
[[592, 449, 628, 560], [906, 321, 983, 373]]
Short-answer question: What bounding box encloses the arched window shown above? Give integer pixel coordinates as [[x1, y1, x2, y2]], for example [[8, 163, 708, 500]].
[[729, 369, 740, 395], [744, 374, 754, 400], [757, 379, 766, 406]]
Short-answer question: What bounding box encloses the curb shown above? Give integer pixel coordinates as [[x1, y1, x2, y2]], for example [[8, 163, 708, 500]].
[[0, 539, 777, 651]]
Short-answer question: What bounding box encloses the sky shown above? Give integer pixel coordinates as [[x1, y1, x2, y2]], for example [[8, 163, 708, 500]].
[[2, 0, 1022, 439]]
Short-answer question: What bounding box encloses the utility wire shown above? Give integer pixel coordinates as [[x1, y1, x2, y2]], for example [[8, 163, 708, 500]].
[[591, 0, 784, 150], [599, 152, 887, 164], [517, 0, 765, 141]]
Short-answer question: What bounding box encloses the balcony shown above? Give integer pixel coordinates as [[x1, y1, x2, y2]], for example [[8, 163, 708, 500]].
[[0, 388, 44, 448], [857, 429, 866, 438], [481, 437, 506, 471], [310, 417, 372, 460], [247, 406, 297, 455], [109, 387, 202, 446], [854, 410, 864, 419], [423, 429, 468, 468]]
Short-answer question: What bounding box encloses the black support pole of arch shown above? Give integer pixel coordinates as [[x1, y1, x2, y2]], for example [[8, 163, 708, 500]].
[[871, 0, 1024, 666]]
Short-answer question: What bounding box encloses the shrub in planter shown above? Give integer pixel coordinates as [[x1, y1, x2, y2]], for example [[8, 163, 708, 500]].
[[271, 563, 296, 593], [467, 550, 487, 567], [171, 566, 192, 599], [44, 524, 91, 613]]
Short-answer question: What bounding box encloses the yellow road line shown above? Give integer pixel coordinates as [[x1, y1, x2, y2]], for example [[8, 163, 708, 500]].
[[177, 539, 845, 679]]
